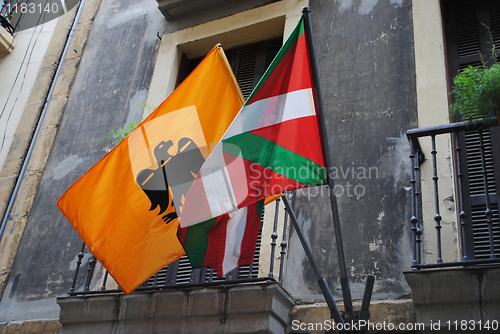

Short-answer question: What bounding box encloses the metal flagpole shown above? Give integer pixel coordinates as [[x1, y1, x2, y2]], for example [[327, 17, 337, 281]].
[[302, 7, 355, 322], [282, 194, 344, 324]]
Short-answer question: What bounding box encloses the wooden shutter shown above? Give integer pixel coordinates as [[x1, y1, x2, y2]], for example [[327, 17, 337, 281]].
[[458, 128, 500, 260], [225, 40, 282, 99], [443, 0, 500, 260], [143, 39, 281, 287]]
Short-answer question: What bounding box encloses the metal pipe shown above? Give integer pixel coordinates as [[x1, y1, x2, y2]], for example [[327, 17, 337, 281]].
[[302, 7, 353, 322], [0, 0, 88, 242], [358, 276, 375, 322], [282, 194, 344, 324]]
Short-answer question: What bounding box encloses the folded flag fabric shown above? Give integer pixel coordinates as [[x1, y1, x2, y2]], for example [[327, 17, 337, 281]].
[[57, 45, 244, 294], [178, 199, 264, 277], [180, 17, 327, 228]]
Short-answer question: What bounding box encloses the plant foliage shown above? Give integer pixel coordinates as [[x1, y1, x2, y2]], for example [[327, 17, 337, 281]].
[[451, 63, 500, 122], [103, 121, 139, 146], [451, 25, 500, 122]]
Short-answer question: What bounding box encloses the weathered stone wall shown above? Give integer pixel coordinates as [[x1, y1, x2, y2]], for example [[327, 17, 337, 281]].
[[0, 0, 101, 305], [0, 320, 61, 334], [0, 0, 158, 323], [283, 0, 417, 303]]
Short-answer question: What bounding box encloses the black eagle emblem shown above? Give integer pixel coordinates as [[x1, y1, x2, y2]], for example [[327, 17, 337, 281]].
[[136, 138, 205, 224]]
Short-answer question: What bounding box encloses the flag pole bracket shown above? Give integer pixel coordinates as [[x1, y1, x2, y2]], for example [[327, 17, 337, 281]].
[[301, 6, 355, 322], [282, 194, 344, 324]]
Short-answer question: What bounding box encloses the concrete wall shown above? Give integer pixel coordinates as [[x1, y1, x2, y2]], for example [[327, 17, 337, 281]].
[[412, 0, 459, 265], [0, 20, 56, 173], [0, 0, 162, 323], [0, 0, 97, 316], [284, 0, 417, 304]]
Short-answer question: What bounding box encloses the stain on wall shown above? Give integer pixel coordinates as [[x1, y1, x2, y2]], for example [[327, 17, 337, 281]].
[[0, 0, 165, 321], [283, 0, 417, 302]]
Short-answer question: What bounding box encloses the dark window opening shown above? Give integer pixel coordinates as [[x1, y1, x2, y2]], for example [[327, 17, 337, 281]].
[[177, 38, 282, 99], [143, 38, 282, 287], [443, 0, 500, 260]]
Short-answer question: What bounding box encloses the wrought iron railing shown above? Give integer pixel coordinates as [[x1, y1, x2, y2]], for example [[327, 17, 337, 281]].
[[407, 119, 500, 270], [68, 197, 290, 296], [0, 1, 18, 35]]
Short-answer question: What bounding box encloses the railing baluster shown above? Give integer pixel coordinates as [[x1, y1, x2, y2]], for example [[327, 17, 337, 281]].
[[247, 259, 255, 279], [248, 207, 265, 279], [279, 205, 288, 283], [269, 198, 280, 278], [410, 141, 419, 269], [207, 267, 214, 283], [168, 260, 179, 285], [414, 145, 422, 265], [70, 242, 86, 293], [84, 255, 96, 292], [431, 135, 443, 263], [455, 131, 469, 261], [152, 272, 159, 287], [100, 271, 109, 291], [478, 130, 495, 259]]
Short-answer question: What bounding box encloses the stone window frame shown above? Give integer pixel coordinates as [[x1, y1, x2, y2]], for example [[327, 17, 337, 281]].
[[143, 0, 306, 281]]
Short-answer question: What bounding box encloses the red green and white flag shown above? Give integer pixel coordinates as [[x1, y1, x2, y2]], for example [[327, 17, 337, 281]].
[[178, 200, 264, 277], [180, 17, 327, 228]]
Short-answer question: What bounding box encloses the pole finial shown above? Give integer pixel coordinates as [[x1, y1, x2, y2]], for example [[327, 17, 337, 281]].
[[301, 6, 310, 13]]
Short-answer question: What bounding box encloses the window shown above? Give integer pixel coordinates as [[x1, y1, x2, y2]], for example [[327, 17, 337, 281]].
[[443, 0, 500, 259], [143, 39, 281, 287]]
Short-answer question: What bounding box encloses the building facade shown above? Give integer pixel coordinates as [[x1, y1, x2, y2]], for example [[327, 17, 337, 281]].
[[0, 0, 498, 333]]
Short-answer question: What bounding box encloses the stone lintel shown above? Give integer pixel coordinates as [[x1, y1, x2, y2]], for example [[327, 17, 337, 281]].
[[156, 0, 235, 19]]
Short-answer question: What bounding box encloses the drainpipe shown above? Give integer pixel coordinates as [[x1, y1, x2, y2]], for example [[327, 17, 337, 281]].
[[0, 0, 87, 242]]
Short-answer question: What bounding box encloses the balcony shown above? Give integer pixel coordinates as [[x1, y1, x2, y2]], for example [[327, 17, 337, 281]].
[[0, 15, 15, 56], [57, 198, 294, 334], [404, 119, 500, 326]]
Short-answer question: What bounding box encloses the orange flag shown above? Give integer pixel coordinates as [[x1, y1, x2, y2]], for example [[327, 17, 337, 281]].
[[57, 45, 244, 294]]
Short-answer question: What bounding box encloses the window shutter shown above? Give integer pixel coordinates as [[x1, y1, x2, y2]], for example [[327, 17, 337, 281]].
[[491, 1, 500, 52], [225, 39, 282, 99], [144, 39, 281, 287], [444, 0, 500, 260], [459, 129, 500, 260]]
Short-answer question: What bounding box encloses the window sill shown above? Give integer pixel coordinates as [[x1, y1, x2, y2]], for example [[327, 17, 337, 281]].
[[0, 24, 16, 56]]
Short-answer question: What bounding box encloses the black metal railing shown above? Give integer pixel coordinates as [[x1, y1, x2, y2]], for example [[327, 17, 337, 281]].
[[68, 197, 290, 296], [407, 119, 500, 270], [1, 1, 18, 35]]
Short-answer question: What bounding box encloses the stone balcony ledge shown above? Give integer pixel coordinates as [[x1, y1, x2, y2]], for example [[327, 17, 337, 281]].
[[58, 280, 294, 334], [404, 266, 500, 327], [0, 25, 16, 56]]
